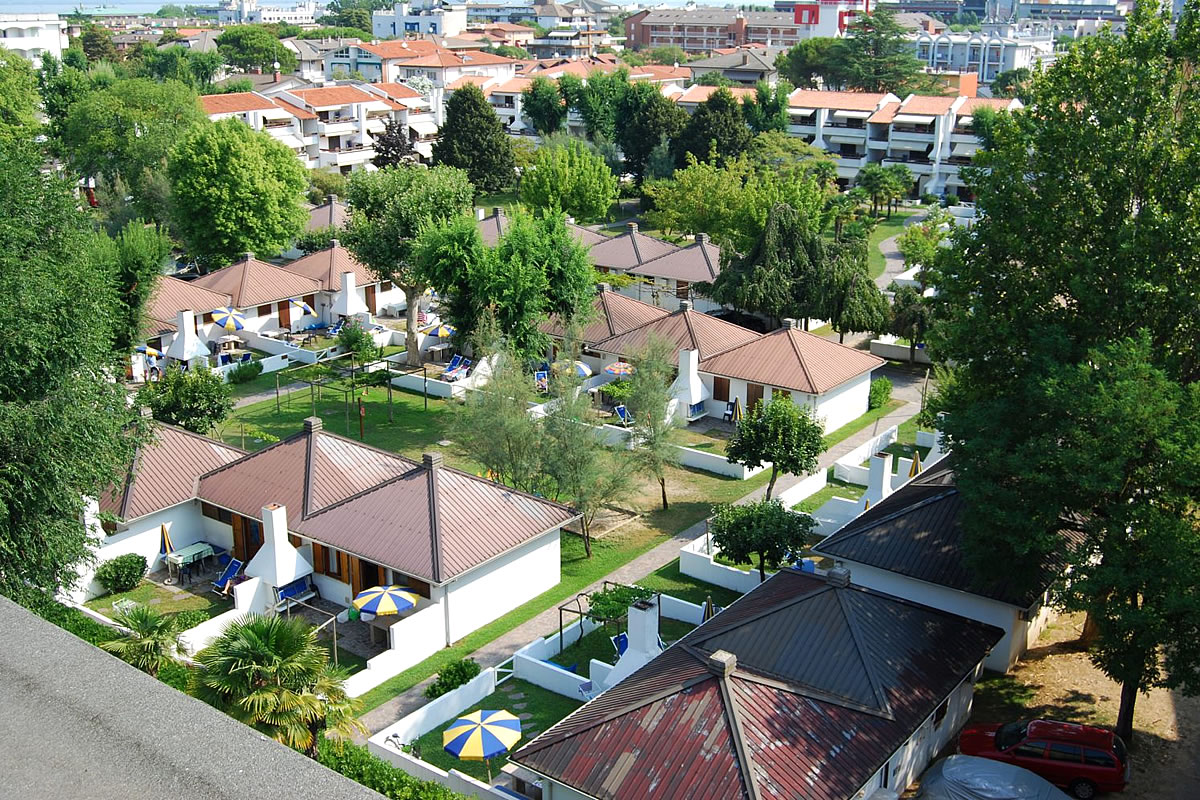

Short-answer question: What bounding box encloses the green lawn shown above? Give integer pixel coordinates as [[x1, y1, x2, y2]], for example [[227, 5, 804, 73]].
[[896, 416, 932, 446], [822, 398, 906, 450], [85, 580, 233, 621], [666, 424, 730, 455], [867, 210, 919, 280], [550, 618, 695, 670], [792, 469, 865, 513], [409, 679, 580, 782], [228, 369, 301, 400], [322, 643, 368, 675], [636, 559, 743, 607], [476, 190, 521, 213]]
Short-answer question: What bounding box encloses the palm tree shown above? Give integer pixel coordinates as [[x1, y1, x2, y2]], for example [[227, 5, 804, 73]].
[[100, 605, 181, 678], [856, 164, 889, 216], [191, 615, 365, 758], [884, 163, 914, 215]]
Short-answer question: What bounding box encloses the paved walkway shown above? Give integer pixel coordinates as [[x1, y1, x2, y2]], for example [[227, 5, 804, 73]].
[[233, 382, 306, 409], [356, 367, 924, 736]]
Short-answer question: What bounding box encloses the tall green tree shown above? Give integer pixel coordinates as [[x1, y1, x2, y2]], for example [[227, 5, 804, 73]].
[[855, 163, 890, 215], [883, 162, 913, 212], [100, 605, 181, 678], [742, 80, 791, 133], [776, 37, 849, 89], [92, 220, 174, 354], [410, 213, 495, 344], [558, 69, 628, 142], [896, 209, 950, 271], [138, 365, 233, 433], [371, 119, 416, 168], [61, 77, 206, 220], [726, 395, 825, 499], [0, 51, 39, 143], [38, 55, 92, 149], [626, 334, 680, 510], [80, 25, 119, 63], [927, 0, 1200, 743], [0, 142, 144, 597], [527, 211, 596, 322], [343, 165, 474, 366], [191, 615, 365, 758], [887, 284, 930, 363], [520, 76, 568, 136], [671, 87, 753, 167], [709, 499, 817, 581], [216, 25, 297, 71], [433, 83, 515, 194], [613, 80, 688, 184], [168, 118, 307, 267], [819, 241, 889, 343], [519, 138, 617, 222], [838, 8, 931, 94], [489, 212, 553, 359]]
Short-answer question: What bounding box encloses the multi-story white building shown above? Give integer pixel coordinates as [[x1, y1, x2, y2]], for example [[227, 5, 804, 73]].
[[326, 40, 517, 87], [785, 89, 1021, 196], [372, 1, 469, 38], [277, 85, 399, 172], [0, 13, 69, 69], [283, 36, 362, 84], [462, 0, 539, 25], [219, 0, 324, 25], [200, 91, 321, 168], [908, 23, 1056, 83]]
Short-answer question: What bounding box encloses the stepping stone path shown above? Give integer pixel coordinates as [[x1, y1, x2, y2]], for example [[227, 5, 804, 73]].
[[507, 692, 525, 700], [146, 597, 162, 605], [517, 712, 533, 721], [511, 702, 527, 710]]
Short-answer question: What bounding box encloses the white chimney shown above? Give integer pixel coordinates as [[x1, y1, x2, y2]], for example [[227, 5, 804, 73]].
[[166, 309, 210, 362], [331, 270, 368, 317], [602, 596, 664, 689], [865, 451, 894, 507], [475, 207, 485, 220], [245, 503, 314, 589], [670, 348, 709, 420]]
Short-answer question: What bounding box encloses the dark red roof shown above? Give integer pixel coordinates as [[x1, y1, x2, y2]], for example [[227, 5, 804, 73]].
[[512, 570, 1004, 800]]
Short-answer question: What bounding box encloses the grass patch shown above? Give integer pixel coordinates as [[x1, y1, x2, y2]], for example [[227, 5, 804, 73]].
[[636, 559, 742, 607], [793, 470, 865, 513], [410, 679, 579, 782], [228, 369, 300, 400], [476, 190, 521, 213], [323, 643, 368, 675], [85, 580, 233, 620], [971, 673, 1039, 723], [867, 210, 918, 280], [550, 618, 695, 670], [665, 424, 729, 455], [822, 398, 905, 450]]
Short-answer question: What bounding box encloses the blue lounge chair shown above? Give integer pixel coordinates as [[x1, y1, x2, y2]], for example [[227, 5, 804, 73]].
[[447, 359, 471, 381], [534, 370, 549, 392], [611, 632, 628, 656], [219, 353, 231, 366], [614, 405, 632, 427], [721, 401, 736, 422], [440, 354, 462, 378], [239, 353, 251, 364], [211, 558, 242, 594], [275, 576, 316, 609], [578, 680, 599, 701]]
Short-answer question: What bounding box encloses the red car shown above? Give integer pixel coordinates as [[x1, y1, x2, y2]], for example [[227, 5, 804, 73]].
[[958, 719, 1129, 799]]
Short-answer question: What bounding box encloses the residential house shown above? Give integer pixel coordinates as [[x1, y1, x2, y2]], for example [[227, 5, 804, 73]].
[[588, 222, 723, 312], [283, 36, 362, 84], [275, 85, 398, 172], [199, 91, 319, 168], [533, 2, 591, 30], [462, 0, 542, 25], [191, 253, 323, 333], [327, 40, 518, 89], [372, 1, 470, 38], [141, 275, 233, 357], [624, 4, 867, 56], [474, 206, 607, 248], [539, 285, 670, 370], [365, 81, 441, 159], [307, 194, 350, 233], [282, 240, 408, 320], [465, 22, 536, 47], [673, 83, 756, 113], [813, 454, 1077, 672], [685, 49, 779, 86], [909, 24, 1056, 83], [219, 0, 321, 25], [526, 28, 608, 59], [511, 567, 1004, 799], [0, 13, 70, 68]]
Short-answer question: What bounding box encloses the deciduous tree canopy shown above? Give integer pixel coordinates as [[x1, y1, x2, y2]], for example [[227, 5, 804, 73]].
[[433, 83, 515, 193]]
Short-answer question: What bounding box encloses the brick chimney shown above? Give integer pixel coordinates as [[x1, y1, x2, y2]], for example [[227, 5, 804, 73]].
[[243, 251, 255, 262], [326, 193, 338, 204], [695, 232, 709, 245], [866, 451, 894, 506]]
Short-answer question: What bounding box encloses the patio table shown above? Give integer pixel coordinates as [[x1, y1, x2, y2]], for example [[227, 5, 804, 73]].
[[166, 542, 214, 584]]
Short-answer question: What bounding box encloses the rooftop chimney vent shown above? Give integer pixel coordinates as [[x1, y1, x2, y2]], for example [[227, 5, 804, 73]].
[[827, 566, 851, 587], [678, 299, 693, 312], [708, 649, 737, 677], [781, 318, 801, 330], [423, 452, 444, 471], [303, 416, 323, 433]]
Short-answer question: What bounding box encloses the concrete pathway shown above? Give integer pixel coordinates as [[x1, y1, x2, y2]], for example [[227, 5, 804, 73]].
[[233, 382, 306, 409], [356, 368, 925, 736]]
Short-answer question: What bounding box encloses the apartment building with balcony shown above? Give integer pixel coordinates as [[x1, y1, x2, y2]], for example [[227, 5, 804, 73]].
[[909, 24, 1055, 83], [372, 1, 470, 38], [326, 40, 518, 87], [784, 89, 1021, 196], [275, 86, 398, 173], [365, 81, 442, 160], [199, 91, 321, 168], [624, 2, 867, 56], [0, 13, 69, 69]]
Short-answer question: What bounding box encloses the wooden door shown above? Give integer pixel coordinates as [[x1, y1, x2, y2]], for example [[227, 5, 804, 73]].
[[747, 382, 765, 411], [365, 284, 377, 314], [278, 300, 291, 329], [231, 515, 245, 562]]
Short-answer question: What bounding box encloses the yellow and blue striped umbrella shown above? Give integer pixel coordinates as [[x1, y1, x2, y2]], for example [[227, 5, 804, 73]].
[[158, 523, 174, 557], [136, 344, 164, 357], [909, 449, 923, 477], [604, 361, 634, 376], [352, 585, 419, 616], [434, 323, 456, 338], [212, 307, 246, 331], [442, 709, 522, 762], [289, 298, 316, 316]]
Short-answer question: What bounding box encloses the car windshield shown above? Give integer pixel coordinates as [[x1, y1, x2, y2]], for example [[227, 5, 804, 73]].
[[996, 721, 1028, 750]]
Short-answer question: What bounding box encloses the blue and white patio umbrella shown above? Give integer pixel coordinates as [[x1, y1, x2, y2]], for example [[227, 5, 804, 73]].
[[289, 298, 316, 316], [212, 307, 247, 331], [136, 344, 164, 357], [443, 709, 522, 781], [553, 359, 593, 378], [352, 585, 419, 616]]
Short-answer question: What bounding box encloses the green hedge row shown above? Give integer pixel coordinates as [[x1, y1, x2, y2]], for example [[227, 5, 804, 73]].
[[317, 740, 467, 800]]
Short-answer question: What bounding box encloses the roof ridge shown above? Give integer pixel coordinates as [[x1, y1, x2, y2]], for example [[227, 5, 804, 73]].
[[300, 467, 423, 521], [817, 488, 959, 551], [628, 230, 642, 263], [717, 670, 762, 800], [443, 466, 578, 516], [688, 576, 828, 643], [195, 428, 307, 483], [303, 427, 317, 517], [237, 259, 254, 308], [156, 421, 247, 454], [834, 587, 894, 720], [427, 465, 442, 583], [787, 328, 818, 395]]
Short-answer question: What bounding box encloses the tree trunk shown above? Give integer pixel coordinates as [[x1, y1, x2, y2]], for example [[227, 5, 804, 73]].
[[758, 553, 767, 583], [403, 285, 422, 367], [582, 518, 593, 559], [1080, 611, 1101, 645], [306, 722, 322, 760], [766, 466, 778, 500], [909, 341, 917, 364], [1115, 679, 1138, 744], [838, 330, 845, 343], [659, 476, 668, 510]]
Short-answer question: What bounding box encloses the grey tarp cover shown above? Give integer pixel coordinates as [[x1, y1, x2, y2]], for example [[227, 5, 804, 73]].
[[918, 755, 1072, 800]]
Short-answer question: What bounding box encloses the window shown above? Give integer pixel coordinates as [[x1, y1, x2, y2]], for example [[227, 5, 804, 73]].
[[713, 376, 730, 402], [1083, 748, 1116, 768], [257, 304, 272, 318], [304, 293, 316, 310], [325, 547, 342, 577], [202, 312, 213, 324], [201, 502, 232, 524], [932, 699, 949, 727], [1048, 743, 1082, 762], [1013, 741, 1047, 759], [381, 281, 392, 292]]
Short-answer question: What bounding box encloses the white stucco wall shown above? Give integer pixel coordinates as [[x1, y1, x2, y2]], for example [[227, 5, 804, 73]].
[[814, 373, 873, 434], [443, 530, 562, 643], [831, 561, 1026, 672]]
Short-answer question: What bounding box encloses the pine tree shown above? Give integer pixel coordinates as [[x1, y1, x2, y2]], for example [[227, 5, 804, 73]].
[[433, 84, 515, 193]]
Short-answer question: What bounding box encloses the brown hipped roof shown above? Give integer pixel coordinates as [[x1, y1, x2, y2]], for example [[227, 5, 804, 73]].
[[587, 225, 678, 271], [283, 241, 375, 291], [698, 325, 883, 395], [628, 234, 720, 283], [199, 91, 278, 114], [191, 255, 322, 308], [357, 39, 449, 59], [100, 423, 245, 521], [475, 208, 608, 249], [513, 570, 1003, 800], [673, 84, 755, 105], [540, 288, 669, 345], [145, 276, 232, 335], [593, 306, 760, 361], [307, 198, 349, 232]]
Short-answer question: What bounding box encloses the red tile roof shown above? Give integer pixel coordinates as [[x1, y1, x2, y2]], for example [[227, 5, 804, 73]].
[[398, 49, 516, 68], [540, 289, 670, 345], [145, 276, 231, 334], [513, 570, 1004, 800], [282, 242, 375, 291], [593, 307, 760, 361], [269, 96, 318, 120], [587, 226, 678, 271], [370, 81, 423, 101], [191, 256, 322, 308], [475, 208, 606, 249], [868, 100, 901, 124], [357, 40, 446, 59], [200, 91, 277, 114], [957, 96, 1019, 115], [899, 94, 957, 115], [674, 84, 755, 105], [289, 85, 378, 107], [698, 325, 883, 395], [446, 75, 493, 92], [306, 198, 349, 232], [101, 423, 244, 521], [788, 89, 889, 111]]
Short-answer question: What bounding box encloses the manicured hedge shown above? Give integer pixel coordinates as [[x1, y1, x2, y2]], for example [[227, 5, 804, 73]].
[[317, 739, 467, 800], [13, 588, 112, 645]]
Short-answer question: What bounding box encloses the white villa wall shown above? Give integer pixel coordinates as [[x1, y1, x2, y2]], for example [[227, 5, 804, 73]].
[[833, 425, 899, 485], [345, 599, 447, 696], [369, 746, 513, 800], [871, 336, 933, 365], [831, 561, 1027, 672], [312, 570, 354, 607], [212, 352, 292, 382], [444, 531, 561, 643], [814, 373, 872, 434], [678, 534, 771, 595], [774, 468, 829, 509], [372, 668, 499, 747]]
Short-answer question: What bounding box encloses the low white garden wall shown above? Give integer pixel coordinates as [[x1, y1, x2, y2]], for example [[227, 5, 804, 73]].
[[679, 534, 770, 595], [373, 668, 498, 747], [870, 336, 932, 365], [833, 425, 899, 485], [774, 468, 829, 509], [239, 331, 323, 364], [345, 601, 447, 697], [213, 352, 291, 382], [676, 446, 767, 479], [368, 745, 513, 800]]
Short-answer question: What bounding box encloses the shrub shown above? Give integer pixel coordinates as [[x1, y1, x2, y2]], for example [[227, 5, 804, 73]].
[[227, 359, 263, 384], [95, 553, 147, 594], [603, 378, 633, 403], [944, 194, 960, 207], [586, 584, 654, 622], [423, 658, 482, 699], [171, 609, 209, 631], [9, 587, 112, 645], [317, 739, 466, 799], [920, 192, 940, 205], [868, 377, 893, 410], [157, 659, 193, 692]]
